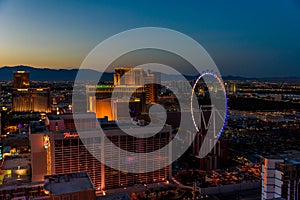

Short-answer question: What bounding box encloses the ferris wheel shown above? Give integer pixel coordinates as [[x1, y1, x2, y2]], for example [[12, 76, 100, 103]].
[[190, 72, 228, 139]]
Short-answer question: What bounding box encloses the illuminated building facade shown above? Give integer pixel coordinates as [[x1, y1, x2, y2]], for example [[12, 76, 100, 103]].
[[225, 82, 237, 94], [87, 67, 160, 119], [29, 119, 172, 192], [261, 152, 300, 200], [87, 96, 143, 120], [12, 88, 51, 113], [86, 85, 146, 120], [101, 123, 172, 189], [144, 71, 160, 104], [12, 71, 50, 113], [50, 124, 171, 191]]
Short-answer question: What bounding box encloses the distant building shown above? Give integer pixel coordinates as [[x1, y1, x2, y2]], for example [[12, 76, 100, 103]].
[[163, 80, 191, 94], [274, 94, 283, 101], [114, 67, 144, 85], [114, 67, 159, 103], [196, 134, 228, 170], [87, 67, 160, 120], [12, 71, 50, 113], [44, 172, 96, 200], [13, 70, 30, 89], [261, 151, 300, 200], [167, 110, 229, 170], [86, 85, 146, 120], [225, 82, 237, 94], [12, 88, 51, 113], [144, 71, 159, 104], [86, 87, 144, 121]]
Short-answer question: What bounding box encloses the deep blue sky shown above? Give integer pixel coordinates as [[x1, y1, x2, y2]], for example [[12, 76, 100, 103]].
[[0, 0, 300, 77]]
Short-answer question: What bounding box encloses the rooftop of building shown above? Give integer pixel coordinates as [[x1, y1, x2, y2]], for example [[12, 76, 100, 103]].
[[2, 135, 29, 147], [2, 155, 30, 170], [59, 112, 96, 119], [13, 70, 29, 74], [264, 150, 300, 165], [44, 172, 94, 195], [11, 112, 41, 119], [12, 87, 50, 92], [99, 120, 171, 133], [0, 181, 44, 191], [46, 114, 63, 120], [97, 192, 131, 200], [2, 146, 11, 153], [30, 121, 48, 134], [50, 122, 171, 141]]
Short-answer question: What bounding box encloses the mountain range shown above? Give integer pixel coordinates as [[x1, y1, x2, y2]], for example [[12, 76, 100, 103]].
[[0, 66, 112, 81], [0, 66, 299, 82]]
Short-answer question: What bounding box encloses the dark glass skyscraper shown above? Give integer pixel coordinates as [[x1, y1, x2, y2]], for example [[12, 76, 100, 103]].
[[13, 70, 30, 89]]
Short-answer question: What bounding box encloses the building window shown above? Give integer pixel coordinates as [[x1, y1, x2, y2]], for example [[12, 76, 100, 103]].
[[72, 193, 79, 200]]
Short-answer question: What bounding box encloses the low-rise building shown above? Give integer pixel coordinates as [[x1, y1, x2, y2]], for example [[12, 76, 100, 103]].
[[262, 151, 300, 200], [44, 172, 96, 200]]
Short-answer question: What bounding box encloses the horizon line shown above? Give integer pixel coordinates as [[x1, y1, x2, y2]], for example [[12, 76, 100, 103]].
[[1, 65, 300, 79]]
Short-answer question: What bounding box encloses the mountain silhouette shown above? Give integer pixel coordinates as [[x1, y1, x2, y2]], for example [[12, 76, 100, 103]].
[[0, 66, 299, 82], [0, 66, 113, 81]]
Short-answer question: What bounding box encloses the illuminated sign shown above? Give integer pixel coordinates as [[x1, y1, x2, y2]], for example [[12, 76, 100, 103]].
[[43, 135, 50, 149], [96, 85, 111, 89], [64, 132, 79, 139], [17, 89, 28, 92], [0, 145, 2, 161]]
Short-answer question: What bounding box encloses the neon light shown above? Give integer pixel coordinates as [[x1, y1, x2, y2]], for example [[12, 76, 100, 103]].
[[17, 89, 28, 91], [43, 135, 50, 149], [64, 132, 79, 138], [96, 85, 111, 89]]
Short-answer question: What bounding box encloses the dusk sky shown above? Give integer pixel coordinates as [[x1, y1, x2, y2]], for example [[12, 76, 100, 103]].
[[1, 0, 300, 77]]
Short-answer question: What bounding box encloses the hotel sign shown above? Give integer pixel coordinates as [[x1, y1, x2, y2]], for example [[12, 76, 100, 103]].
[[43, 135, 50, 149], [64, 132, 79, 139]]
